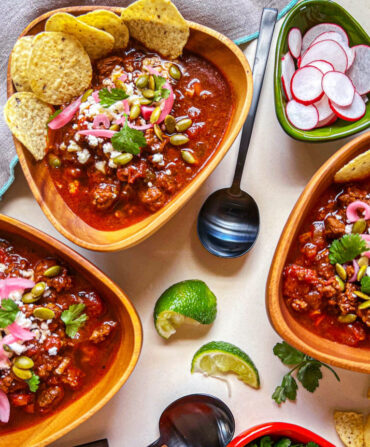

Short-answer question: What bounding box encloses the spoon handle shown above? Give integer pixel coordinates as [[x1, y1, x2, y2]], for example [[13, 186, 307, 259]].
[[230, 7, 278, 194]]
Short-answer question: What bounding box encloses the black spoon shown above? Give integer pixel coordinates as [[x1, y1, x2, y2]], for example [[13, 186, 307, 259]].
[[197, 8, 278, 258], [147, 394, 235, 447]]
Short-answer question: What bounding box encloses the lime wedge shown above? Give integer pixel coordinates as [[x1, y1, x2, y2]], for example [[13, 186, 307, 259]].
[[154, 280, 217, 339], [191, 341, 260, 389]]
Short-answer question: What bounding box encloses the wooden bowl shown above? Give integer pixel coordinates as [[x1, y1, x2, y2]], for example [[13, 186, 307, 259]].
[[7, 6, 253, 252], [266, 130, 370, 374], [0, 214, 142, 447], [274, 0, 370, 142]]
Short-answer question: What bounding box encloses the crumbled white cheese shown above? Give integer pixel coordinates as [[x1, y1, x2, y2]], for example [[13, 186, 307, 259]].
[[48, 347, 58, 356], [19, 269, 34, 279], [152, 153, 164, 165], [165, 169, 171, 176], [0, 263, 7, 273], [60, 142, 66, 150], [0, 359, 10, 370], [103, 142, 113, 154], [110, 150, 122, 160], [108, 159, 117, 169], [77, 149, 91, 164], [367, 266, 370, 277], [72, 124, 78, 130], [87, 135, 99, 147], [74, 132, 80, 141], [147, 182, 153, 187], [15, 312, 33, 329], [345, 224, 353, 234], [125, 84, 134, 96], [8, 290, 23, 305], [95, 161, 106, 174], [8, 342, 27, 356], [67, 140, 81, 152]]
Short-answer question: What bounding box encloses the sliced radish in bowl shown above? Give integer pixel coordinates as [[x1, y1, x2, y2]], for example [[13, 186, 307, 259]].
[[281, 52, 295, 100], [288, 27, 302, 58], [314, 95, 333, 122], [291, 66, 324, 105], [310, 31, 355, 68], [307, 60, 334, 74], [329, 92, 366, 121], [286, 100, 319, 130], [322, 71, 355, 107], [316, 112, 337, 128], [301, 23, 349, 54], [301, 39, 348, 73], [347, 45, 370, 95]]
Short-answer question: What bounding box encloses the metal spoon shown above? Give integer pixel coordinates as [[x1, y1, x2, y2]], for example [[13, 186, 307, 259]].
[[147, 394, 235, 447], [197, 8, 278, 258]]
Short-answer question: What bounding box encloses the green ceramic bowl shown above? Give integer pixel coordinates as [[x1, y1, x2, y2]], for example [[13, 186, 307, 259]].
[[274, 0, 370, 142]]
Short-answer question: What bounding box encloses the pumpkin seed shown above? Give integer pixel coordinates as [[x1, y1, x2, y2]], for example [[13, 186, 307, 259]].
[[335, 276, 345, 292], [335, 263, 347, 280], [142, 89, 155, 99], [130, 104, 141, 120], [81, 88, 93, 103], [337, 314, 357, 324], [150, 106, 162, 124], [12, 365, 32, 380], [148, 75, 155, 90], [22, 292, 40, 304], [181, 150, 196, 164], [170, 134, 189, 146], [357, 265, 367, 281], [358, 256, 369, 268], [43, 265, 61, 277], [139, 97, 152, 105], [136, 74, 149, 89], [354, 291, 370, 300], [154, 124, 163, 141], [175, 118, 192, 132], [169, 64, 181, 80], [109, 123, 120, 131], [48, 154, 61, 169], [164, 115, 176, 133], [33, 307, 55, 320], [14, 356, 34, 370], [358, 300, 370, 310], [31, 282, 46, 297], [352, 219, 367, 234], [113, 153, 133, 166], [3, 344, 11, 353]]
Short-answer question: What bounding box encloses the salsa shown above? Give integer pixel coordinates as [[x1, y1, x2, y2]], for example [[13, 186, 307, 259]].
[[47, 43, 234, 230], [0, 235, 118, 433], [283, 180, 370, 348]]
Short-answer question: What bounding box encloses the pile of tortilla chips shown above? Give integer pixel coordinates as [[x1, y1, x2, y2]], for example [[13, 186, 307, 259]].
[[5, 0, 189, 160], [334, 410, 370, 447]]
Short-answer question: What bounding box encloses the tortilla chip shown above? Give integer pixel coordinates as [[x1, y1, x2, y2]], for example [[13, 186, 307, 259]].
[[45, 12, 114, 59], [28, 32, 92, 105], [334, 150, 370, 183], [4, 92, 52, 160], [365, 415, 370, 447], [78, 10, 129, 50], [121, 0, 189, 59], [334, 411, 365, 447], [10, 36, 33, 92]]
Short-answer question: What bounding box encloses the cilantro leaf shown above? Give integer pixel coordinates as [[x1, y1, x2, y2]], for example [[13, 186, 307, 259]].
[[272, 374, 298, 404], [152, 75, 170, 102], [98, 88, 129, 108], [272, 385, 287, 404], [361, 276, 370, 294], [61, 303, 88, 338], [153, 75, 166, 90], [260, 436, 273, 447], [273, 341, 305, 365], [328, 233, 366, 264], [27, 372, 40, 392], [0, 299, 19, 328], [297, 361, 322, 392], [306, 444, 319, 447], [111, 119, 147, 155], [275, 439, 292, 447], [47, 109, 62, 124]]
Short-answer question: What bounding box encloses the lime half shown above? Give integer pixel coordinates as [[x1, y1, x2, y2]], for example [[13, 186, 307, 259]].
[[191, 341, 260, 388], [154, 280, 217, 339]]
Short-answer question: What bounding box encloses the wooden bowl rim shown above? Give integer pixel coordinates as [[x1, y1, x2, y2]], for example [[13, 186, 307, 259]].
[[7, 6, 253, 252], [266, 131, 370, 373], [0, 213, 142, 446]]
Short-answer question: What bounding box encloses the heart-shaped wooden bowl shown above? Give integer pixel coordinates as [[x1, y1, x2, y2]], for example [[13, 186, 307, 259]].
[[7, 6, 253, 252], [0, 213, 142, 447], [266, 130, 370, 373]]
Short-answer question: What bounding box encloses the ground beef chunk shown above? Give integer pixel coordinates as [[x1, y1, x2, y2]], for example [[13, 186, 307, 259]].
[[95, 56, 125, 81], [9, 392, 33, 407], [34, 260, 72, 292], [337, 283, 358, 314], [60, 366, 85, 390], [82, 291, 104, 317], [37, 385, 64, 412], [156, 172, 179, 194], [324, 216, 345, 239], [139, 186, 166, 212], [358, 308, 370, 327], [89, 321, 117, 344], [91, 182, 120, 210]]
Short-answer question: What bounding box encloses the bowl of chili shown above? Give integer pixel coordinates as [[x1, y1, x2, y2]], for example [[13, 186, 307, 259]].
[[0, 214, 142, 446], [266, 131, 370, 373], [7, 6, 253, 252]]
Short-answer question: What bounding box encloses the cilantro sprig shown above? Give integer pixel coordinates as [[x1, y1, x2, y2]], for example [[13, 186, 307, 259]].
[[61, 303, 88, 338], [361, 276, 370, 294], [328, 233, 366, 264], [27, 372, 40, 392], [111, 117, 147, 155], [272, 342, 340, 405], [98, 88, 129, 108], [246, 437, 318, 447], [0, 299, 19, 328], [152, 75, 170, 102]]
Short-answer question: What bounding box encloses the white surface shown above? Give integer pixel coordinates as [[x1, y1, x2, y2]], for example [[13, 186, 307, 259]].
[[1, 1, 370, 445]]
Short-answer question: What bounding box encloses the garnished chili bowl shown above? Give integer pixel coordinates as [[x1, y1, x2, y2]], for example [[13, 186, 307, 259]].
[[228, 422, 334, 447], [266, 131, 370, 373], [274, 0, 370, 142], [0, 213, 142, 446], [6, 5, 253, 252]]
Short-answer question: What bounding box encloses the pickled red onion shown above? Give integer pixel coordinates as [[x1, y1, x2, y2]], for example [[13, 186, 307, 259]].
[[346, 201, 370, 222], [48, 96, 82, 130], [93, 114, 110, 129], [7, 323, 34, 341], [0, 278, 35, 299], [92, 91, 100, 103], [360, 234, 370, 258], [122, 99, 129, 115], [119, 73, 128, 82], [0, 334, 17, 364], [78, 129, 116, 138], [349, 259, 359, 282], [141, 106, 155, 120], [128, 123, 153, 130], [0, 390, 10, 423]]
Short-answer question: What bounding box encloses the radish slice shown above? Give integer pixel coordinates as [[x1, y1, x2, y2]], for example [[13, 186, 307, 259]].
[[301, 40, 348, 73], [78, 129, 116, 138], [346, 200, 370, 222], [291, 66, 324, 105], [347, 45, 370, 95], [48, 97, 82, 130], [311, 32, 355, 69], [330, 92, 366, 121], [281, 52, 295, 100], [92, 91, 100, 103], [316, 112, 337, 128], [302, 23, 349, 54], [93, 114, 110, 129], [141, 106, 155, 120], [7, 323, 35, 341], [314, 95, 333, 121], [307, 60, 334, 74], [286, 100, 319, 130], [322, 71, 355, 107], [288, 27, 302, 58], [0, 390, 10, 424], [0, 278, 35, 300]]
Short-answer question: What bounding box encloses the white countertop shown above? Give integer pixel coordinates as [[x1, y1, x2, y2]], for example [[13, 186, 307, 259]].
[[1, 1, 369, 445]]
